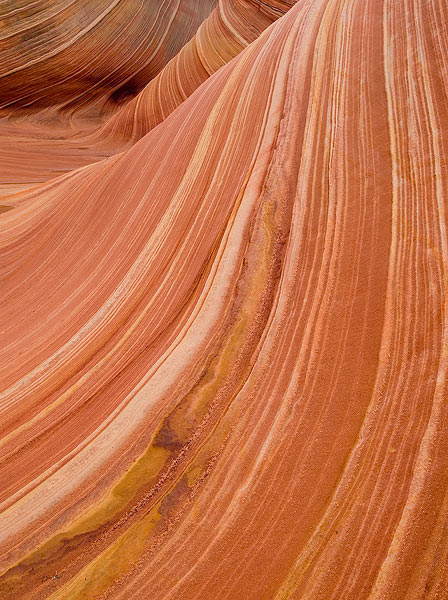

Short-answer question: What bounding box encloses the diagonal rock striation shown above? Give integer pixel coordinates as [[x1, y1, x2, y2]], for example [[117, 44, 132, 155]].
[[0, 0, 447, 599]]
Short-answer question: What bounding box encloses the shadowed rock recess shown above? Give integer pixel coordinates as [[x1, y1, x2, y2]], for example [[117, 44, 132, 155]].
[[0, 1, 447, 598]]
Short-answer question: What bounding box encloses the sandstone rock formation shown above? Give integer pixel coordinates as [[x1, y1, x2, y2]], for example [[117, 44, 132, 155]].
[[0, 1, 447, 599]]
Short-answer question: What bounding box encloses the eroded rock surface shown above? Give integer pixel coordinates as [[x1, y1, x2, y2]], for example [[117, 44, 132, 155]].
[[0, 1, 447, 599]]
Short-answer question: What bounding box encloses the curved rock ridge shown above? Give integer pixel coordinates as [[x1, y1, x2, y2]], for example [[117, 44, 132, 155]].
[[0, 0, 217, 202], [92, 0, 297, 146], [0, 0, 292, 202], [0, 0, 217, 122], [0, 0, 448, 599]]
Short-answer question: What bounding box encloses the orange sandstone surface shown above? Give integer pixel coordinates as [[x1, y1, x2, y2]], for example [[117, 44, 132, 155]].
[[0, 1, 448, 599]]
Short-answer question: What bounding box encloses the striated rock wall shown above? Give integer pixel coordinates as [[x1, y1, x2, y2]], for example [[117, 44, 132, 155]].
[[0, 0, 217, 122], [93, 0, 298, 145], [0, 1, 447, 599]]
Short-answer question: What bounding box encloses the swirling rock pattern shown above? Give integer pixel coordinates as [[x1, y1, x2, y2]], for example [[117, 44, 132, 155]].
[[94, 0, 297, 146], [0, 0, 290, 201], [0, 0, 218, 201], [0, 0, 217, 120], [0, 0, 448, 599]]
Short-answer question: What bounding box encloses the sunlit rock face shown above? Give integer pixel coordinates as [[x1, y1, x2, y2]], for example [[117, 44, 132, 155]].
[[0, 1, 448, 599]]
